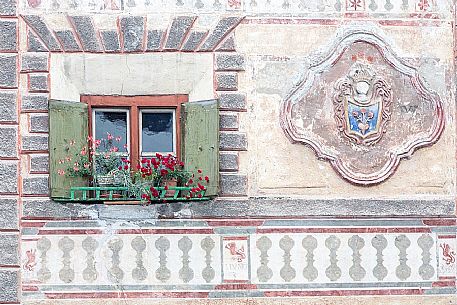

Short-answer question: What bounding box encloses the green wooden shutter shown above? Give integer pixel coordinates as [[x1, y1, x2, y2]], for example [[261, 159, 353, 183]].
[[49, 100, 88, 198], [182, 99, 219, 197]]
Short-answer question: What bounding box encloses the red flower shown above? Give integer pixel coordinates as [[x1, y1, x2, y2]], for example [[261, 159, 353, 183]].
[[155, 153, 163, 159], [118, 166, 122, 170], [160, 169, 168, 176], [204, 176, 209, 182], [198, 194, 202, 198], [199, 177, 203, 181], [150, 187, 159, 197], [141, 158, 146, 163], [188, 179, 193, 184], [124, 165, 129, 170], [198, 169, 202, 173], [164, 185, 169, 190]]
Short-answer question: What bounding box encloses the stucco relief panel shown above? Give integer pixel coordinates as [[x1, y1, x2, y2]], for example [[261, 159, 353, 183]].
[[280, 29, 444, 185]]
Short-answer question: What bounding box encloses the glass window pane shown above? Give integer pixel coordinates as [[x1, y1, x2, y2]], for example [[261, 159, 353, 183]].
[[141, 112, 174, 154], [94, 110, 128, 152]]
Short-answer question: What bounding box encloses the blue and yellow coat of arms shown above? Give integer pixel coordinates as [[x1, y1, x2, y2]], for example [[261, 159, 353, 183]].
[[334, 63, 392, 146]]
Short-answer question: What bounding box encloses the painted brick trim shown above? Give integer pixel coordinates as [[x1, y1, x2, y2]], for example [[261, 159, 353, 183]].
[[220, 173, 248, 196]]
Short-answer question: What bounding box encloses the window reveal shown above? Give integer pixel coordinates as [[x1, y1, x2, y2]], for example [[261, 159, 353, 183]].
[[49, 97, 219, 198]]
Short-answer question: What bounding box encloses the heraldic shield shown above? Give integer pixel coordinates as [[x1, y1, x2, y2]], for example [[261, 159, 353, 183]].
[[333, 63, 392, 146]]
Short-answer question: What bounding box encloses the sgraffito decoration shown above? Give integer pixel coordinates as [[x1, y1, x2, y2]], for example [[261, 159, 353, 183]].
[[280, 26, 445, 185]]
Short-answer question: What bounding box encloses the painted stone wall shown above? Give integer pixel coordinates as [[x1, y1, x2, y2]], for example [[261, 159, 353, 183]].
[[0, 0, 456, 304]]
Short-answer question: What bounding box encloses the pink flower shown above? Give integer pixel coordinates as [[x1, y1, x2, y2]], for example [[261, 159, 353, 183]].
[[115, 136, 121, 142], [80, 147, 87, 156], [83, 163, 90, 169], [73, 166, 79, 172], [107, 133, 113, 140], [57, 169, 65, 176]]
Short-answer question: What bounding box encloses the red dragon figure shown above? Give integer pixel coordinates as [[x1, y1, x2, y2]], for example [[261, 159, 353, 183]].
[[440, 243, 456, 265], [23, 249, 37, 271], [225, 242, 246, 262]]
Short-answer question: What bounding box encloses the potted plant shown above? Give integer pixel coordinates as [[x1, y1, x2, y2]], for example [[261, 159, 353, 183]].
[[130, 153, 209, 203], [58, 133, 129, 191]]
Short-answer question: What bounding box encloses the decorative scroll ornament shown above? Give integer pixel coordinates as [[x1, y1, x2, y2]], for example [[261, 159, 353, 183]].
[[280, 26, 444, 185]]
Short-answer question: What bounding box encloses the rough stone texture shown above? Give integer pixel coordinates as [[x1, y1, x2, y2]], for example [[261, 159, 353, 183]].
[[28, 31, 48, 52], [120, 16, 145, 52], [30, 154, 49, 173], [0, 54, 17, 88], [0, 198, 17, 229], [0, 270, 18, 303], [0, 91, 17, 122], [200, 17, 241, 51], [0, 19, 17, 51], [220, 132, 247, 151], [164, 16, 195, 50], [22, 135, 48, 151], [215, 72, 238, 91], [0, 234, 18, 265], [220, 152, 239, 172], [219, 153, 239, 172], [68, 15, 102, 52], [216, 54, 245, 71], [146, 30, 163, 51], [8, 296, 457, 305], [0, 126, 17, 157], [219, 93, 246, 110], [182, 31, 207, 51], [28, 74, 49, 92], [21, 53, 49, 72], [22, 15, 61, 51], [0, 161, 17, 193], [23, 176, 49, 195], [184, 199, 457, 218], [220, 174, 248, 196], [219, 113, 239, 130], [0, 0, 16, 16], [55, 30, 81, 52], [19, 197, 457, 219], [21, 93, 48, 111], [22, 199, 98, 219], [30, 114, 49, 132], [216, 35, 236, 52], [101, 30, 120, 52]]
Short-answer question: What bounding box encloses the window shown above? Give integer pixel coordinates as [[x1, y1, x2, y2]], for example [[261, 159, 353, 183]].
[[49, 97, 219, 198], [81, 95, 185, 169]]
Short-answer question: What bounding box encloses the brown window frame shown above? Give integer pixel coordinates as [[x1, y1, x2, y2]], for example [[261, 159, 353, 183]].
[[80, 95, 188, 169]]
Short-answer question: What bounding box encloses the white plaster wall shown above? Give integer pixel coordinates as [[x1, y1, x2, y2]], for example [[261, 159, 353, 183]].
[[50, 53, 214, 102], [235, 23, 456, 198]]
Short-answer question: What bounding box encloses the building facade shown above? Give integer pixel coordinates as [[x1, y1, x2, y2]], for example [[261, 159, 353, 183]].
[[0, 0, 456, 304]]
